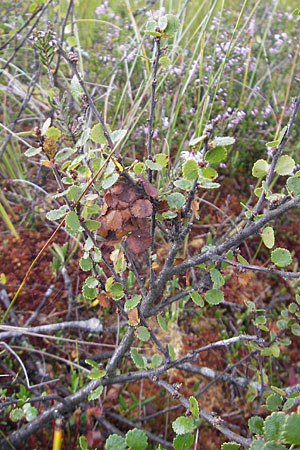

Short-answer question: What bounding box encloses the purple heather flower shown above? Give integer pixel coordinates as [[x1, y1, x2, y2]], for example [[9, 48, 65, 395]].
[[180, 151, 203, 164], [95, 1, 108, 15]]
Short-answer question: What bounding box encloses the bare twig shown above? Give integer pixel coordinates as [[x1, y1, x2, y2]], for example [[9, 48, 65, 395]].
[[0, 318, 103, 339]]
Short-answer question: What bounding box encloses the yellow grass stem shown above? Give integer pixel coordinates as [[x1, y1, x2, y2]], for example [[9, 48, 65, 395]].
[[52, 419, 63, 450]]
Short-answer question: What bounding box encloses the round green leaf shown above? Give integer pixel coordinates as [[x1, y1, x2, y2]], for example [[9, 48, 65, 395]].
[[158, 16, 168, 30], [55, 147, 76, 161], [204, 289, 224, 305], [111, 129, 127, 144], [137, 326, 150, 342], [249, 440, 266, 450], [164, 14, 180, 34], [9, 408, 24, 422], [76, 128, 90, 147], [198, 179, 220, 189], [90, 123, 105, 144], [82, 284, 98, 299], [264, 412, 285, 441], [125, 295, 142, 310], [102, 172, 119, 189], [45, 126, 61, 140], [78, 435, 89, 450], [266, 393, 282, 411], [167, 192, 185, 209], [282, 413, 300, 444], [106, 434, 126, 450], [262, 226, 275, 249], [204, 146, 227, 164], [260, 443, 286, 450], [79, 256, 93, 271], [159, 56, 171, 68], [84, 276, 99, 288], [130, 348, 145, 369], [151, 353, 163, 368], [93, 248, 102, 262], [172, 416, 194, 435], [41, 117, 51, 136], [189, 396, 199, 418], [212, 136, 235, 147], [155, 153, 168, 168], [144, 20, 158, 33], [287, 176, 300, 194], [88, 385, 104, 401], [291, 323, 300, 336], [146, 159, 162, 171], [87, 368, 106, 379], [133, 162, 146, 174], [157, 314, 168, 332], [174, 179, 192, 189], [252, 159, 269, 178], [189, 135, 206, 146], [24, 146, 42, 157], [66, 210, 82, 232], [174, 433, 194, 450], [190, 291, 204, 307], [200, 167, 218, 179], [248, 416, 264, 434], [46, 205, 69, 221], [183, 159, 199, 181], [125, 428, 148, 450], [84, 219, 101, 231], [210, 268, 225, 287], [221, 443, 240, 450], [110, 282, 124, 300], [275, 155, 295, 176], [162, 211, 177, 219], [271, 248, 292, 268]]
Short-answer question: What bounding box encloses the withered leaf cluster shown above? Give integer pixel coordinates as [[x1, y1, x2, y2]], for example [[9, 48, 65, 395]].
[[98, 176, 157, 254]]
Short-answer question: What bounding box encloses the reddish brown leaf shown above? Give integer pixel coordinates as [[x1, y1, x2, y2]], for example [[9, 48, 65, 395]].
[[104, 192, 118, 208], [115, 229, 128, 239], [191, 199, 199, 218], [174, 258, 184, 266], [120, 208, 131, 220], [97, 226, 108, 238], [142, 180, 158, 198], [109, 182, 124, 195], [123, 220, 135, 232], [100, 202, 108, 215], [127, 229, 151, 254], [128, 307, 140, 326], [104, 235, 121, 246], [97, 293, 110, 308], [104, 210, 122, 230], [156, 199, 169, 213], [117, 186, 137, 203], [130, 199, 152, 218], [117, 199, 129, 209]]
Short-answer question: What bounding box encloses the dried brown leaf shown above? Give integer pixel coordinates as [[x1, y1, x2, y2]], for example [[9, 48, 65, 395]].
[[109, 182, 124, 195], [104, 210, 122, 230], [128, 307, 140, 326], [127, 229, 151, 254], [117, 186, 137, 203], [130, 199, 152, 218], [142, 180, 158, 198], [97, 293, 110, 308]]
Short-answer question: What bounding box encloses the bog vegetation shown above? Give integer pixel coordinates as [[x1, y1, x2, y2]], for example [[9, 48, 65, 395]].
[[0, 0, 300, 449]]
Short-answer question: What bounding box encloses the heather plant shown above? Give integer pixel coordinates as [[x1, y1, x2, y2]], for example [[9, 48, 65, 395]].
[[0, 1, 300, 450]]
